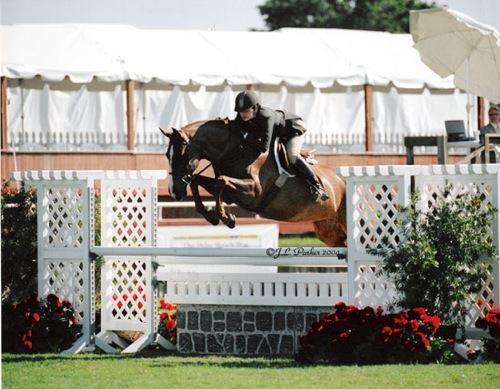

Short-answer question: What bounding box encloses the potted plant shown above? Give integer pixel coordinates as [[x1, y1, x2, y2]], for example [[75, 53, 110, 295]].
[[370, 187, 497, 336]]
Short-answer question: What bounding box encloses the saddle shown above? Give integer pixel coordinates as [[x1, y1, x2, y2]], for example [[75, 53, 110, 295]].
[[275, 139, 318, 176], [257, 138, 318, 212]]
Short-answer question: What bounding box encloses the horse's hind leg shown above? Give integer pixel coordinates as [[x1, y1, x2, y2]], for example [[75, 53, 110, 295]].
[[313, 218, 347, 247]]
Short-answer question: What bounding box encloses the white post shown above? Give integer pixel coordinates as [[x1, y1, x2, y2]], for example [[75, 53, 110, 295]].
[[95, 171, 165, 353], [29, 172, 95, 353]]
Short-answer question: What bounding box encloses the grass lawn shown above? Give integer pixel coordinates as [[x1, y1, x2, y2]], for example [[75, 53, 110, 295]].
[[2, 353, 499, 389], [279, 234, 325, 247]]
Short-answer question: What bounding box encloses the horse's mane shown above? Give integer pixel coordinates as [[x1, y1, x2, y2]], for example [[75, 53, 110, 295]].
[[181, 119, 233, 142]]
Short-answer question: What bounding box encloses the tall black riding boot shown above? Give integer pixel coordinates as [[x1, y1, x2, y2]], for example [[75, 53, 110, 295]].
[[293, 157, 329, 202]]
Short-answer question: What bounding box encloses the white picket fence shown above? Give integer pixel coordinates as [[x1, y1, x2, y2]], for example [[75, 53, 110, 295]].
[[12, 164, 500, 354]]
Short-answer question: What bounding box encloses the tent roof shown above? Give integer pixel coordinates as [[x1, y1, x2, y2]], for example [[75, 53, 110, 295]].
[[1, 23, 454, 88]]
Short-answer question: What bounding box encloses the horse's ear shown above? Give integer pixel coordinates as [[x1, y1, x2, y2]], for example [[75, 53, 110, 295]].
[[159, 127, 175, 137]]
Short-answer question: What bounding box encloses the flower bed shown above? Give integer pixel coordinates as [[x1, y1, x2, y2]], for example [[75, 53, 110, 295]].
[[158, 298, 177, 344], [474, 306, 500, 362], [2, 293, 82, 353], [296, 302, 455, 364]]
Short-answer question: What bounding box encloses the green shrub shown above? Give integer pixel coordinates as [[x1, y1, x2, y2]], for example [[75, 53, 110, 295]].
[[370, 188, 497, 329], [1, 182, 37, 303]]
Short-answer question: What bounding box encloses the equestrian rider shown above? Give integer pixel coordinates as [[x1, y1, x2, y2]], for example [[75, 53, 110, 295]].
[[233, 90, 329, 202]]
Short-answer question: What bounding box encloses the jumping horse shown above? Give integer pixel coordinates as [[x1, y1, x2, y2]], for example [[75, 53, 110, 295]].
[[160, 119, 347, 246]]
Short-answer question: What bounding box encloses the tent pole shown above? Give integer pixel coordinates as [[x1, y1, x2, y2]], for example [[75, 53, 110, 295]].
[[477, 96, 485, 129], [126, 80, 135, 151], [364, 84, 373, 152], [1, 77, 7, 150]]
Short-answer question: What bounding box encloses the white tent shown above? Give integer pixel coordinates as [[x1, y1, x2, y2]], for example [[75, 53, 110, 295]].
[[0, 24, 480, 151]]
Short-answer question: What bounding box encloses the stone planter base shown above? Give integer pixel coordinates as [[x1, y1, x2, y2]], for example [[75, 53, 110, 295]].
[[176, 305, 332, 355]]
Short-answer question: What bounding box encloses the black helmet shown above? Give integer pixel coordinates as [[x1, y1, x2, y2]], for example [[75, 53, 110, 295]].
[[234, 90, 259, 112]]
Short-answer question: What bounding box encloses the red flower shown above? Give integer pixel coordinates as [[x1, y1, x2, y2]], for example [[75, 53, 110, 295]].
[[423, 315, 441, 334], [47, 294, 62, 308], [334, 301, 346, 310], [138, 302, 143, 309], [159, 299, 168, 309], [477, 299, 484, 307], [393, 317, 408, 327], [407, 319, 419, 332], [166, 303, 177, 311], [466, 349, 478, 360], [411, 307, 426, 317], [166, 319, 176, 331], [23, 340, 33, 350], [62, 300, 72, 308], [414, 332, 430, 349], [160, 312, 168, 321], [31, 312, 41, 323], [117, 301, 123, 309], [338, 332, 349, 340], [376, 306, 384, 315], [380, 326, 392, 342]]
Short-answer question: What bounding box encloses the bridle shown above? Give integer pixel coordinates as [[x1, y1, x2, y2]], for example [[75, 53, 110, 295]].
[[166, 135, 189, 183], [167, 121, 237, 185]]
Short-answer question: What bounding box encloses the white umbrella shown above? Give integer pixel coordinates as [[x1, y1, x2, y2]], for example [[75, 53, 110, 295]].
[[410, 7, 500, 105]]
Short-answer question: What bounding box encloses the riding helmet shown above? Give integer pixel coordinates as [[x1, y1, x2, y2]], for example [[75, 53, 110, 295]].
[[234, 90, 259, 112]]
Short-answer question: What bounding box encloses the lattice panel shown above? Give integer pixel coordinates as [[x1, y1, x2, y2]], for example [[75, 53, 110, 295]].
[[418, 179, 494, 214], [44, 260, 86, 323], [109, 259, 148, 322], [352, 182, 401, 251], [103, 186, 150, 247], [465, 265, 495, 328], [42, 186, 85, 248], [353, 262, 396, 308]]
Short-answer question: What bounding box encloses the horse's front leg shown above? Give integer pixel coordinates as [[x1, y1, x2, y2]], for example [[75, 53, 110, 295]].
[[214, 175, 259, 229], [190, 175, 220, 226], [214, 177, 236, 229]]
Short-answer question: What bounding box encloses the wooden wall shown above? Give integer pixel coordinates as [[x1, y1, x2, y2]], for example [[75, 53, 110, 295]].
[[1, 150, 464, 190]]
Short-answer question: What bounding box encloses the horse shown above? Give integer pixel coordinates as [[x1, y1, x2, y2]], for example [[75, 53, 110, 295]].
[[160, 119, 347, 247]]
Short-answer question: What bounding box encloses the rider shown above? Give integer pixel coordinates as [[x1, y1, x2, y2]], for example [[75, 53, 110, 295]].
[[233, 90, 329, 202]]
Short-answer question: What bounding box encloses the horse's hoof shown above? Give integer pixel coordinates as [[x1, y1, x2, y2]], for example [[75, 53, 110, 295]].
[[225, 214, 236, 229], [206, 210, 220, 225]]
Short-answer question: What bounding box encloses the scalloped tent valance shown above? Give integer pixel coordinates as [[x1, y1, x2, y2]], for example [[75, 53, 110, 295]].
[[1, 24, 454, 89]]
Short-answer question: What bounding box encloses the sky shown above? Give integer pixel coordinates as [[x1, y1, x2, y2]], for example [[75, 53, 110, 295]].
[[1, 0, 499, 32]]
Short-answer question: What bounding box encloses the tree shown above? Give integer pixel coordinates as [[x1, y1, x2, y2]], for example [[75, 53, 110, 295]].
[[259, 0, 436, 33]]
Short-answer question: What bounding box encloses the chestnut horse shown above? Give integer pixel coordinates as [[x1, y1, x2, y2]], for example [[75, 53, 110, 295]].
[[160, 119, 346, 246]]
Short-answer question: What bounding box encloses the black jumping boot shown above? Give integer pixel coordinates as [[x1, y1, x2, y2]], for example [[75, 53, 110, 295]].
[[293, 156, 329, 202]]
